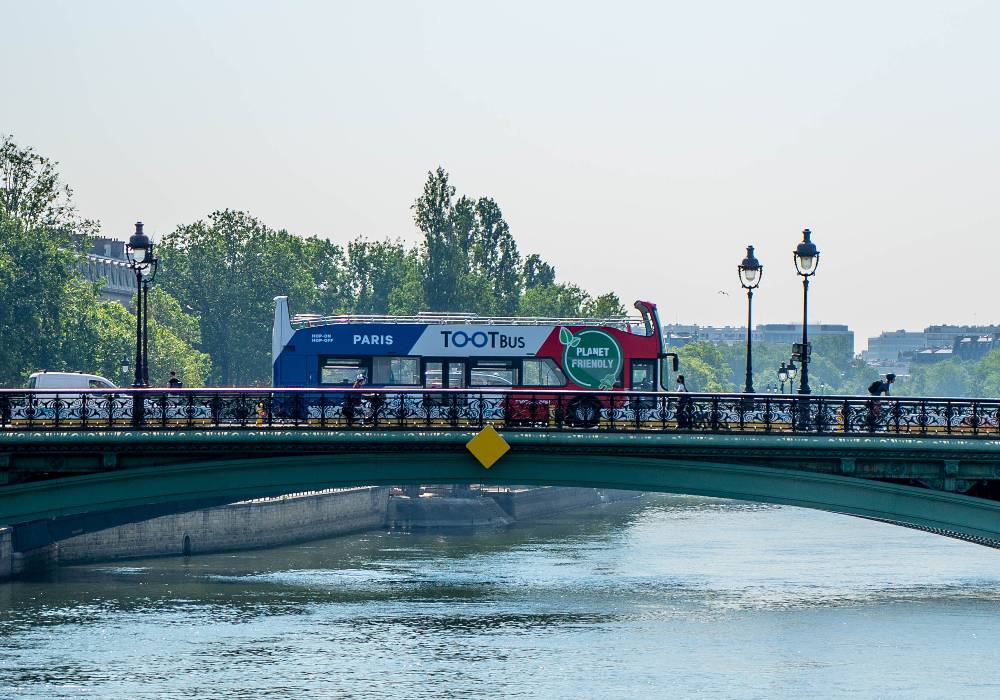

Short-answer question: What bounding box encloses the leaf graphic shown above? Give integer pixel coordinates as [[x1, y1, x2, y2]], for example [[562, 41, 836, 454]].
[[569, 337, 581, 347], [599, 373, 617, 390], [559, 327, 573, 346]]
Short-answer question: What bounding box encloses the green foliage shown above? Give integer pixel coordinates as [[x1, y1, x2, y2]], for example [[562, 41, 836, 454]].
[[0, 213, 209, 387], [522, 254, 556, 289], [585, 293, 628, 319], [347, 238, 421, 314], [59, 298, 211, 387], [411, 167, 525, 314], [518, 283, 589, 317], [677, 342, 734, 392], [158, 209, 317, 386], [671, 338, 880, 395]]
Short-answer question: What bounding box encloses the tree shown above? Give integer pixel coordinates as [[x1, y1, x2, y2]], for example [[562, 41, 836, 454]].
[[677, 342, 734, 392], [0, 217, 93, 385], [347, 237, 423, 315], [584, 293, 627, 318], [1, 134, 97, 236], [299, 236, 351, 315], [58, 296, 211, 387], [412, 168, 522, 314], [518, 283, 590, 317], [522, 254, 556, 289], [413, 167, 464, 311], [468, 197, 521, 314], [158, 210, 315, 386], [0, 137, 207, 388]]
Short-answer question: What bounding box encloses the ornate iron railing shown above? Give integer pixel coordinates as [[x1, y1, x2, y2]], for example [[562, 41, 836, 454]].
[[0, 388, 998, 438]]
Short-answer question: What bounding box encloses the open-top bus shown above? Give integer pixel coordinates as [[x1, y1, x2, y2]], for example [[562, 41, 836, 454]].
[[271, 296, 678, 425]]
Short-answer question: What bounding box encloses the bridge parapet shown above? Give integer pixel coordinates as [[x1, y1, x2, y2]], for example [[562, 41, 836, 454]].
[[1, 388, 998, 438]]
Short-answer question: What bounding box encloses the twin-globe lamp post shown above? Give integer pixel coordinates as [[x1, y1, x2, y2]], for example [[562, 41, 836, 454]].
[[737, 246, 762, 394], [792, 229, 819, 395], [125, 222, 158, 389]]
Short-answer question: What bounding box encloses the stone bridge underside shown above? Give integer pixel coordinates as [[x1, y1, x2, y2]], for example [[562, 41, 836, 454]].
[[4, 431, 1000, 547]]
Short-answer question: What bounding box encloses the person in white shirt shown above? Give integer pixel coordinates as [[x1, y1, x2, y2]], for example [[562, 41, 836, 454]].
[[675, 374, 692, 428]]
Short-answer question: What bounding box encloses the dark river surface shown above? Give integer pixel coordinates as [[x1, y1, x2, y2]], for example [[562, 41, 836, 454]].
[[3, 495, 1000, 699]]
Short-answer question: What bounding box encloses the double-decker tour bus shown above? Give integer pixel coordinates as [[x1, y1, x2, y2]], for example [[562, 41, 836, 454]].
[[271, 296, 677, 424]]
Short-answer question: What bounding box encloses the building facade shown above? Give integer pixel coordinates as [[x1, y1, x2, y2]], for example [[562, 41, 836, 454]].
[[78, 237, 137, 306], [664, 323, 854, 350]]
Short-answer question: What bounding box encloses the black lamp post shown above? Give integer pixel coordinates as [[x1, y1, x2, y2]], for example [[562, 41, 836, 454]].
[[119, 354, 131, 382], [792, 229, 819, 394], [786, 359, 797, 395], [777, 361, 788, 394], [126, 222, 154, 388], [141, 251, 158, 387], [738, 245, 762, 394]]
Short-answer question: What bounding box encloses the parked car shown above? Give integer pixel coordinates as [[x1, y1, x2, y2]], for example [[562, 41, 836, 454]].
[[27, 371, 117, 390]]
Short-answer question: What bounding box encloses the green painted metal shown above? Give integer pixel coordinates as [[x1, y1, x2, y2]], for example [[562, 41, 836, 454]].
[[5, 427, 1000, 459], [3, 448, 1000, 544]]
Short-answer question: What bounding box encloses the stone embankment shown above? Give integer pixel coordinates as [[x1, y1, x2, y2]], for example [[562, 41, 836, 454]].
[[0, 486, 642, 581], [2, 487, 390, 579], [388, 487, 640, 530]]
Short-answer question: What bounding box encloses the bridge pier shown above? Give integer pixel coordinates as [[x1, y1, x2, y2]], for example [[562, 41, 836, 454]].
[[0, 527, 11, 581]]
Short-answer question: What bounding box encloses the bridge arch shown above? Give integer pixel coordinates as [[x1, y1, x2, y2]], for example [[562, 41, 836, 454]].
[[4, 450, 1000, 546]]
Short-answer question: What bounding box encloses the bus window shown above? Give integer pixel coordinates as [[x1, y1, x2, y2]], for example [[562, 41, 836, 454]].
[[470, 360, 518, 387], [449, 362, 466, 388], [320, 358, 364, 386], [630, 360, 655, 391], [425, 361, 443, 388], [425, 360, 465, 390], [522, 358, 566, 387], [372, 357, 420, 386]]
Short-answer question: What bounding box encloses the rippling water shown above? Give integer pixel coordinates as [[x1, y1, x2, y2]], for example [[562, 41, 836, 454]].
[[3, 496, 1000, 698]]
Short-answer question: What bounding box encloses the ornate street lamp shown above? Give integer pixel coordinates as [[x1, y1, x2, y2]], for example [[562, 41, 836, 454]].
[[792, 229, 819, 395], [786, 359, 798, 393], [140, 250, 158, 387], [777, 361, 788, 394], [119, 354, 131, 381], [738, 245, 762, 394], [126, 222, 151, 388]]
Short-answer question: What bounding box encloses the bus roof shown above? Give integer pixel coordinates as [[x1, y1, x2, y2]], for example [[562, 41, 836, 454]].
[[291, 311, 640, 331]]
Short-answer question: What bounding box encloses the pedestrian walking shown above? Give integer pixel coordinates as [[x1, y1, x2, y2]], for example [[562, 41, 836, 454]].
[[675, 374, 692, 429], [167, 371, 183, 389]]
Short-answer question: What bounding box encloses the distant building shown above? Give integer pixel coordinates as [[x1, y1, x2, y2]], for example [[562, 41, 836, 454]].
[[78, 236, 137, 306], [953, 334, 1000, 361], [862, 330, 928, 363], [755, 323, 853, 349], [912, 347, 954, 365], [865, 324, 1000, 367], [663, 323, 854, 351]]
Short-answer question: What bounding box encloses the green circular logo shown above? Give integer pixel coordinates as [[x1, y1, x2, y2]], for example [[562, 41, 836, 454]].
[[560, 328, 623, 389]]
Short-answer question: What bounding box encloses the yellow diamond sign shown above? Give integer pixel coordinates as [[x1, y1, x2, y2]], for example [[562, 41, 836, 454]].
[[466, 425, 510, 469]]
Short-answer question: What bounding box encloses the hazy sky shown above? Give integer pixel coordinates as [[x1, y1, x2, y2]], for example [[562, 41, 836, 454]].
[[4, 1, 999, 351]]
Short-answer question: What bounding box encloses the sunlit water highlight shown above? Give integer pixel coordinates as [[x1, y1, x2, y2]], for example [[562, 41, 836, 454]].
[[3, 496, 1000, 698]]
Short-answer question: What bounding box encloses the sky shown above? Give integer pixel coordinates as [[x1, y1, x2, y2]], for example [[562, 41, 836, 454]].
[[4, 0, 999, 351]]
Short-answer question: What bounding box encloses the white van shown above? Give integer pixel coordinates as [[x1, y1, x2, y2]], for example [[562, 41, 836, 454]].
[[27, 371, 117, 390]]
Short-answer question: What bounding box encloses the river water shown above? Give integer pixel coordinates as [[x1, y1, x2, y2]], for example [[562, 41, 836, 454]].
[[3, 495, 1000, 699]]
